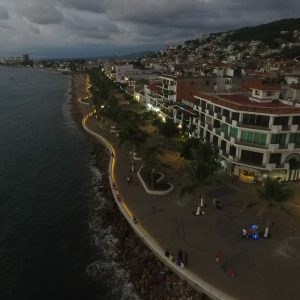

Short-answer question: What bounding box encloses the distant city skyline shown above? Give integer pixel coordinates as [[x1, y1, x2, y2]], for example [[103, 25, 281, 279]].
[[0, 0, 299, 58]]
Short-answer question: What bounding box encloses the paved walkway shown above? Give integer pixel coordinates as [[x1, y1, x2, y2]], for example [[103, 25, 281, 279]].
[[81, 105, 300, 300]]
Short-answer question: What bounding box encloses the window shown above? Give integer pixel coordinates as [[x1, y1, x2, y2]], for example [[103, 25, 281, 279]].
[[241, 131, 267, 145], [289, 133, 300, 145], [201, 100, 207, 110], [221, 140, 227, 152], [212, 135, 218, 147], [274, 116, 289, 128], [241, 150, 263, 165], [271, 134, 287, 145], [269, 153, 282, 166], [200, 113, 205, 126], [221, 123, 229, 135], [242, 114, 269, 127], [266, 91, 274, 97], [223, 109, 230, 119], [229, 126, 238, 138], [255, 90, 260, 96], [232, 112, 240, 122], [292, 116, 300, 126], [229, 145, 236, 157], [215, 106, 221, 113], [206, 131, 211, 141]]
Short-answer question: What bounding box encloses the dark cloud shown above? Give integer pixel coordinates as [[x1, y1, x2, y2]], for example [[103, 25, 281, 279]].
[[0, 6, 9, 20], [57, 0, 106, 13], [16, 0, 64, 25], [65, 15, 118, 40], [2, 0, 300, 57]]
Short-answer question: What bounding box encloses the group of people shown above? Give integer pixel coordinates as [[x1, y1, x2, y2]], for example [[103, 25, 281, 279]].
[[165, 248, 188, 269]]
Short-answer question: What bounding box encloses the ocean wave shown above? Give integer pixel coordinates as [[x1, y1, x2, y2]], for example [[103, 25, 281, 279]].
[[87, 161, 139, 300]]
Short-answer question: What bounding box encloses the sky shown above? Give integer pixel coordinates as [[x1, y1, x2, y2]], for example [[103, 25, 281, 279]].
[[0, 0, 299, 58]]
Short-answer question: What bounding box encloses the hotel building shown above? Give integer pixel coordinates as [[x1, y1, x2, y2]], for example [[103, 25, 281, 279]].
[[143, 77, 300, 182], [193, 84, 300, 182]]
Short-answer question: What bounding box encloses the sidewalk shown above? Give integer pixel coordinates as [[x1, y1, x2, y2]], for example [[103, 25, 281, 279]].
[[83, 110, 300, 300]]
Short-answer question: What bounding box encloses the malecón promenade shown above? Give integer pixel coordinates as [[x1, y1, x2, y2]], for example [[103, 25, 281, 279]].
[[80, 100, 300, 300]]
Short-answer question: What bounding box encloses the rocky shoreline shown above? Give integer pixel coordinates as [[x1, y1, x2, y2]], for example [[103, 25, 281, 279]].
[[70, 74, 207, 300]]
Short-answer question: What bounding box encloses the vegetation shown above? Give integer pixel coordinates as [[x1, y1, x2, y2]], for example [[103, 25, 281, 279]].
[[140, 145, 163, 189], [180, 137, 202, 160], [180, 143, 220, 200], [245, 177, 294, 237], [226, 18, 300, 48]]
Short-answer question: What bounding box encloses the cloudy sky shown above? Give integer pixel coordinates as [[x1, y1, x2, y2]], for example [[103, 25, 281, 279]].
[[0, 0, 299, 58]]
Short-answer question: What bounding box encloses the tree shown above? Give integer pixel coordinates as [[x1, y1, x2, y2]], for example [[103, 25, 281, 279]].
[[141, 145, 163, 188], [119, 124, 146, 172], [158, 118, 179, 138], [256, 177, 293, 237], [180, 142, 220, 203], [180, 137, 201, 160]]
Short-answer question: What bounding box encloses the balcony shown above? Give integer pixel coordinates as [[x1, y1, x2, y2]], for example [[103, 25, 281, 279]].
[[288, 143, 295, 151], [268, 144, 279, 152], [230, 136, 236, 144], [271, 125, 282, 133], [267, 163, 290, 170], [278, 144, 288, 150], [167, 95, 176, 102], [291, 124, 299, 133], [237, 140, 268, 150], [238, 123, 270, 131], [231, 120, 238, 127], [266, 163, 276, 171]]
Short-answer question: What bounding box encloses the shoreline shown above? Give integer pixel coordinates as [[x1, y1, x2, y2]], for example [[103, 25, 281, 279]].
[[70, 74, 207, 299]]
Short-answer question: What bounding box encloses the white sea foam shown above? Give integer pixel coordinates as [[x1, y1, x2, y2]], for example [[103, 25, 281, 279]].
[[87, 161, 139, 300]]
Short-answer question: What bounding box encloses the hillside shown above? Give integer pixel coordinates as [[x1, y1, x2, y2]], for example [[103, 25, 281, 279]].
[[226, 18, 300, 47]]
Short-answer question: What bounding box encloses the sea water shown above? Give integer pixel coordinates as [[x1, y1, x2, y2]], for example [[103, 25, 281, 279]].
[[0, 67, 137, 300]]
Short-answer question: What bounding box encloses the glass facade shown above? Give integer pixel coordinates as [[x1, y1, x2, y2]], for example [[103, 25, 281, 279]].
[[242, 114, 269, 127], [241, 130, 267, 145], [229, 126, 238, 139], [271, 134, 287, 145], [221, 123, 229, 135]]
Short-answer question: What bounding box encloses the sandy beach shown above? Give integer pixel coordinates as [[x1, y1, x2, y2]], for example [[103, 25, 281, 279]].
[[70, 73, 205, 299]]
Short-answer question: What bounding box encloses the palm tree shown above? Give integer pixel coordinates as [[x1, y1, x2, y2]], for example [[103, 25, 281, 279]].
[[141, 145, 163, 189], [180, 142, 220, 206], [119, 123, 146, 172], [256, 177, 293, 238]]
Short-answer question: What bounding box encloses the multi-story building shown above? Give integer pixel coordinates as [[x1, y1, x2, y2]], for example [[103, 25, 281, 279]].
[[143, 77, 300, 182], [193, 84, 300, 182]]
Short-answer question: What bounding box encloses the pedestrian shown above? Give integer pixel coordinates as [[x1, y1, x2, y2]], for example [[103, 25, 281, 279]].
[[183, 252, 188, 267], [165, 249, 170, 258], [242, 228, 248, 238], [177, 249, 183, 261]]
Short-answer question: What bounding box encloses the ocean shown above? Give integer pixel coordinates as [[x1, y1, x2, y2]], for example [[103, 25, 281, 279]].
[[0, 67, 137, 300]]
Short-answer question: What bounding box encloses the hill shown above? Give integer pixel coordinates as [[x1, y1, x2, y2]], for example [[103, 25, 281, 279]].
[[226, 18, 300, 47]]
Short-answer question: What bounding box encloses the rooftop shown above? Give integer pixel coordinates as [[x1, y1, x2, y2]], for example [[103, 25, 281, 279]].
[[196, 93, 300, 114]]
